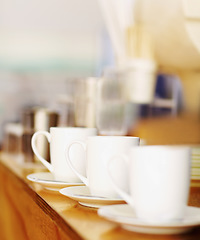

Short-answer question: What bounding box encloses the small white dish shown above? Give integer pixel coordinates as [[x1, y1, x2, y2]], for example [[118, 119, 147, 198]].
[[191, 168, 200, 175], [192, 149, 200, 156], [59, 186, 125, 208], [98, 204, 200, 235], [192, 156, 200, 161], [191, 164, 200, 169], [191, 175, 200, 180], [27, 172, 84, 191], [192, 160, 200, 165]]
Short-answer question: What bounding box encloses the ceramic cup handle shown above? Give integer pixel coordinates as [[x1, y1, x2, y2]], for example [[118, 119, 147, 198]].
[[107, 154, 134, 208], [66, 141, 88, 186], [31, 131, 53, 172]]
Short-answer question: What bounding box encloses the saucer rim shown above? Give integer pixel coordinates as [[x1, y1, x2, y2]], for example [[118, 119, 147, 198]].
[[26, 172, 84, 186], [59, 186, 125, 204], [98, 204, 200, 228]]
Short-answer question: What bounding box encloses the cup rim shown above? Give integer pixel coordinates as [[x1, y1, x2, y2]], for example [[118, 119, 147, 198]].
[[130, 145, 191, 151], [87, 136, 140, 139], [50, 127, 97, 131]]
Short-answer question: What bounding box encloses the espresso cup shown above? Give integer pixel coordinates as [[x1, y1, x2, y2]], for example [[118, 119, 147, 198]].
[[66, 136, 140, 198], [31, 127, 97, 182], [108, 145, 191, 223]]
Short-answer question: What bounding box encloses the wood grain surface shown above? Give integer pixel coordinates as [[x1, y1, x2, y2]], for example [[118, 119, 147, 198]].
[[0, 153, 200, 240]]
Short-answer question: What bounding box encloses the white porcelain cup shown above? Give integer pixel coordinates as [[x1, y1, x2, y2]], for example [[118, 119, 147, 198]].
[[108, 145, 191, 223], [31, 127, 97, 182], [66, 136, 140, 198]]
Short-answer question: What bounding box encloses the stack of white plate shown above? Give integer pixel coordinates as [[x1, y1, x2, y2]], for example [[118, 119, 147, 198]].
[[191, 147, 200, 180]]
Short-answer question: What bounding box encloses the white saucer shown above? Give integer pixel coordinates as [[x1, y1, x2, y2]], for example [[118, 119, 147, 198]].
[[98, 204, 200, 235], [27, 172, 84, 191], [59, 186, 125, 208]]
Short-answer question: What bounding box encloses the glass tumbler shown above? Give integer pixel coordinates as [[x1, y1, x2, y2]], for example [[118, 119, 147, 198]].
[[96, 67, 127, 136]]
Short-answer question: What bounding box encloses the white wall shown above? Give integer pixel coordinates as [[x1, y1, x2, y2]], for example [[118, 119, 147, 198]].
[[0, 0, 113, 73], [0, 0, 114, 142]]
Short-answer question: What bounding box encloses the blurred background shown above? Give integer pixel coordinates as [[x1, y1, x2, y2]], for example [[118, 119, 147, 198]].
[[1, 0, 200, 154], [0, 0, 113, 142]]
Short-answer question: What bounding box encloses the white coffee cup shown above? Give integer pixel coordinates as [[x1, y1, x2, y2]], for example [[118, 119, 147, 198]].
[[108, 145, 191, 223], [31, 127, 97, 182], [66, 136, 140, 198]]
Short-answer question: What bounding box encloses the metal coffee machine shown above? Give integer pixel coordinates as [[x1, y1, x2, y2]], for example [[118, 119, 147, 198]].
[[22, 107, 59, 163]]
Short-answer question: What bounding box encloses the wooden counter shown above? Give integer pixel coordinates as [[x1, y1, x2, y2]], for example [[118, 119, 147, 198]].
[[129, 113, 200, 145], [0, 154, 200, 240]]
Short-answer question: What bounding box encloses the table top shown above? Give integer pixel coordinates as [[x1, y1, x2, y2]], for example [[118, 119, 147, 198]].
[[1, 152, 200, 240]]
